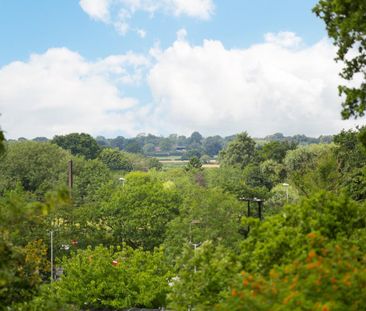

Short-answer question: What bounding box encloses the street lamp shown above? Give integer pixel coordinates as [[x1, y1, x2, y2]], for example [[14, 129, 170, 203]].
[[189, 220, 201, 273], [118, 177, 126, 186], [282, 183, 289, 203]]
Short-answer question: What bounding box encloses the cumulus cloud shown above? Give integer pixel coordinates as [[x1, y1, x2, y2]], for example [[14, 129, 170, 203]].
[[79, 0, 111, 22], [79, 0, 214, 36], [0, 48, 150, 138], [264, 32, 303, 48], [0, 32, 360, 139], [147, 31, 358, 137]]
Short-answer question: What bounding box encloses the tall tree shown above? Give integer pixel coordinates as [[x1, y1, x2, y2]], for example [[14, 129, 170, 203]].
[[0, 141, 69, 196], [313, 0, 366, 118], [52, 133, 101, 159], [203, 136, 224, 156], [219, 132, 256, 169]]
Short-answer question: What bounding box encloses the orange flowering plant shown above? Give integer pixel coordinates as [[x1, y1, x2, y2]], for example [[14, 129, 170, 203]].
[[217, 234, 366, 310]]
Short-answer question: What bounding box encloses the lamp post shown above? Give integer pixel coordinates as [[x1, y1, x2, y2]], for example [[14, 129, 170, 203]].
[[282, 183, 289, 203], [189, 220, 201, 273], [118, 177, 126, 186]]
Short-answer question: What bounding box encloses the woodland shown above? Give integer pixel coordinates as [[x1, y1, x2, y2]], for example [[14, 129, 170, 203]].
[[1, 0, 366, 309]]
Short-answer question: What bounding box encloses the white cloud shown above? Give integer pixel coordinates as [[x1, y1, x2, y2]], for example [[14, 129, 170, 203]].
[[79, 0, 214, 36], [137, 29, 147, 38], [264, 32, 303, 48], [0, 32, 360, 139], [147, 31, 359, 137], [79, 0, 111, 22], [0, 48, 150, 138], [166, 0, 214, 20]]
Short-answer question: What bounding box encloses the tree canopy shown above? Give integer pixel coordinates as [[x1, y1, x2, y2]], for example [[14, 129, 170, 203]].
[[313, 0, 366, 118], [219, 132, 256, 169], [51, 133, 101, 159]]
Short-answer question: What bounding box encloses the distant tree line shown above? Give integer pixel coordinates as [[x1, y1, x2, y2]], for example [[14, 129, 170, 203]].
[[9, 131, 333, 162]]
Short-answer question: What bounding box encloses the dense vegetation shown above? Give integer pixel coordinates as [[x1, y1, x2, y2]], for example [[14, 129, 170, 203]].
[[1, 124, 366, 310], [13, 131, 333, 162], [1, 1, 366, 309]]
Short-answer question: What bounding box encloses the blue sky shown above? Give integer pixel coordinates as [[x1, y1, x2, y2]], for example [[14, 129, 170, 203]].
[[0, 0, 359, 138], [0, 0, 323, 65]]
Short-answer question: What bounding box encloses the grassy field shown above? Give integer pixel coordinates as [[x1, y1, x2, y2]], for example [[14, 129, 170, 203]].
[[158, 156, 220, 169]]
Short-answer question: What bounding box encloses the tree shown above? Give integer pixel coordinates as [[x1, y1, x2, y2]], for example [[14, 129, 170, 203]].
[[124, 139, 142, 153], [258, 141, 297, 163], [95, 135, 110, 148], [284, 144, 340, 196], [0, 188, 70, 310], [218, 238, 366, 310], [98, 148, 133, 171], [0, 141, 69, 196], [32, 137, 49, 142], [168, 242, 241, 310], [29, 245, 172, 310], [51, 133, 101, 159], [159, 138, 174, 152], [103, 172, 181, 250], [333, 127, 366, 173], [219, 132, 256, 169], [313, 0, 366, 118], [184, 157, 203, 171], [163, 187, 243, 261], [239, 191, 366, 275], [188, 131, 203, 145], [203, 136, 224, 156], [70, 156, 111, 205], [110, 136, 126, 150]]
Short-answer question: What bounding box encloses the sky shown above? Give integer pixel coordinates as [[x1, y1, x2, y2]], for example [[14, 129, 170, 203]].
[[0, 0, 362, 139]]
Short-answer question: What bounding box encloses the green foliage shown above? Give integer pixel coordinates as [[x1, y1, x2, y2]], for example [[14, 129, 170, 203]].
[[333, 127, 366, 173], [110, 136, 126, 150], [0, 141, 69, 197], [189, 131, 203, 145], [147, 157, 163, 171], [124, 139, 143, 153], [124, 152, 162, 171], [98, 148, 133, 171], [52, 133, 101, 159], [168, 241, 241, 310], [71, 156, 111, 205], [313, 0, 366, 118], [265, 183, 299, 215], [239, 191, 366, 275], [203, 136, 224, 156], [164, 187, 243, 261], [218, 237, 366, 310], [0, 188, 70, 310], [242, 163, 272, 190], [185, 156, 203, 171], [259, 160, 286, 188], [33, 245, 171, 310], [342, 166, 366, 201], [219, 132, 256, 169], [284, 144, 340, 196], [258, 141, 297, 163], [206, 166, 246, 198], [103, 172, 181, 250], [0, 238, 49, 310]]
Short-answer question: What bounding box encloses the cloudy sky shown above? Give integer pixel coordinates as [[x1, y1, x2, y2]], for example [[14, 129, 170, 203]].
[[0, 0, 361, 139]]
